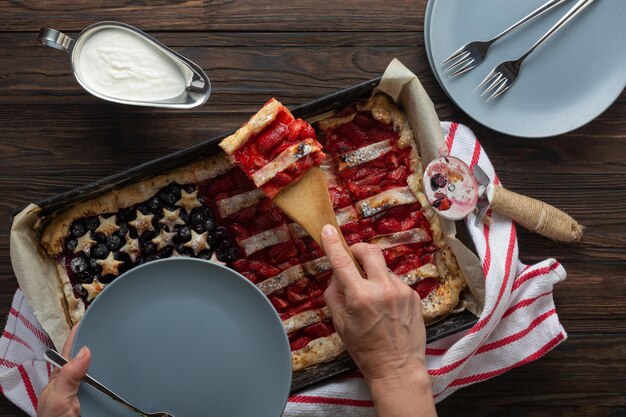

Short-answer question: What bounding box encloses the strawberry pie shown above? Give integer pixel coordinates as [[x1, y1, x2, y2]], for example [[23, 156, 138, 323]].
[[39, 94, 465, 373]]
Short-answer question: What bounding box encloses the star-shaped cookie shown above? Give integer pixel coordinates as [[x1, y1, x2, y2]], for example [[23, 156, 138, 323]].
[[152, 229, 174, 251], [184, 230, 210, 255], [159, 208, 185, 231], [96, 252, 124, 276], [128, 210, 155, 235], [82, 278, 105, 302], [120, 234, 141, 262], [74, 231, 96, 256], [95, 215, 120, 236], [176, 189, 202, 215]]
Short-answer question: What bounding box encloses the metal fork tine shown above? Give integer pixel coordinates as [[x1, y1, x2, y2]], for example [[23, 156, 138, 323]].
[[441, 48, 469, 66], [443, 51, 470, 69], [444, 55, 472, 73], [487, 80, 512, 101], [449, 59, 476, 77], [480, 74, 503, 97], [476, 69, 498, 90]]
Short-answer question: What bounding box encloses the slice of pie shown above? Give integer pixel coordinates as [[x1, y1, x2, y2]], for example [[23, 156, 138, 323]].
[[38, 94, 465, 373], [219, 99, 326, 197]]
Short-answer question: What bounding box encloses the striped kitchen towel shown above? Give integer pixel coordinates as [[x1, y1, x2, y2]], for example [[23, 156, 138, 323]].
[[0, 122, 567, 416]]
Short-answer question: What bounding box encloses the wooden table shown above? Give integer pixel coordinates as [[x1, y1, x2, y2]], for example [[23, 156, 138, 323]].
[[1, 1, 624, 416]]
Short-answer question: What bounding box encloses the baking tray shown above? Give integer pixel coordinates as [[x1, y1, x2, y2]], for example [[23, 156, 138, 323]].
[[9, 76, 479, 392]]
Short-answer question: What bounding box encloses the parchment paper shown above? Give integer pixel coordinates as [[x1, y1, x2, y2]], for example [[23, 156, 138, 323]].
[[375, 59, 485, 314], [9, 59, 485, 350], [10, 204, 71, 349]]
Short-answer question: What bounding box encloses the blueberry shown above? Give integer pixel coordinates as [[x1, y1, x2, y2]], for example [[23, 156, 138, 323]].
[[176, 226, 191, 242], [207, 235, 217, 247], [178, 211, 189, 224], [107, 235, 123, 251], [94, 232, 107, 244], [88, 257, 102, 273], [198, 250, 213, 260], [147, 196, 162, 212], [201, 206, 212, 217], [145, 253, 160, 262], [92, 243, 109, 259], [159, 190, 177, 206], [160, 247, 174, 258], [84, 217, 99, 231], [99, 274, 115, 285], [430, 173, 447, 190], [217, 246, 237, 263], [190, 212, 204, 225], [117, 208, 134, 222], [137, 205, 150, 215], [219, 240, 231, 249], [143, 242, 156, 255], [167, 183, 182, 198], [116, 223, 129, 238], [214, 226, 228, 241], [192, 222, 205, 234], [204, 218, 216, 233], [66, 238, 77, 253], [70, 221, 86, 238], [175, 243, 191, 256], [183, 184, 195, 193], [73, 284, 88, 299], [70, 257, 88, 274], [78, 271, 93, 284], [138, 230, 156, 243]]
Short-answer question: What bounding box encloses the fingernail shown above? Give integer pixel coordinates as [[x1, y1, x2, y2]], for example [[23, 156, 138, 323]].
[[75, 346, 88, 360], [322, 225, 336, 236]]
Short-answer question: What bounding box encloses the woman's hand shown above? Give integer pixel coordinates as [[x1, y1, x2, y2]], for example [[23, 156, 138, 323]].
[[321, 224, 437, 417], [37, 325, 90, 417]]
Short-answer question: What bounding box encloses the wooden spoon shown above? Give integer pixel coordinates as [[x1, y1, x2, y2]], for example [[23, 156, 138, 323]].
[[273, 166, 364, 275]]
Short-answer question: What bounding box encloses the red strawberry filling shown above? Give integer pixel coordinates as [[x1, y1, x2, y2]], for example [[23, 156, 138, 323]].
[[61, 102, 444, 353], [232, 106, 326, 198], [289, 320, 336, 351]]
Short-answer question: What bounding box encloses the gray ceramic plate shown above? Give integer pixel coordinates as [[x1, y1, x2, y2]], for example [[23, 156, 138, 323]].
[[71, 258, 291, 417], [425, 0, 626, 138]]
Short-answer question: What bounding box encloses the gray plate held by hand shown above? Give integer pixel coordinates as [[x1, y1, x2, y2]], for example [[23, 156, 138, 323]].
[[425, 0, 626, 138], [71, 258, 291, 417]]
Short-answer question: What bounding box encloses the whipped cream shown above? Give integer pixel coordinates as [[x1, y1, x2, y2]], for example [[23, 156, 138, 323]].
[[75, 28, 186, 102]]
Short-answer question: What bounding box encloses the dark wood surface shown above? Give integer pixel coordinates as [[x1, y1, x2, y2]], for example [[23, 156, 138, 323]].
[[1, 1, 624, 416]]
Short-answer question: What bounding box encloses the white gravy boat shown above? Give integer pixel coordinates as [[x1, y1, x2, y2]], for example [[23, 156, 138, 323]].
[[38, 21, 210, 109]]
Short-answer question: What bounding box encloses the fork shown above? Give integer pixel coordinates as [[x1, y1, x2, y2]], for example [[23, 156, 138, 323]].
[[441, 0, 569, 77], [478, 0, 596, 101], [45, 349, 175, 417]]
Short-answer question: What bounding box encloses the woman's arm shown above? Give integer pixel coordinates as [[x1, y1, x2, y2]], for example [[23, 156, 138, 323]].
[[321, 224, 437, 417]]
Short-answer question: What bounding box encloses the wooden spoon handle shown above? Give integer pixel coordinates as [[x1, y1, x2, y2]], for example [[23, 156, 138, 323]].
[[307, 213, 365, 278], [490, 186, 583, 242]]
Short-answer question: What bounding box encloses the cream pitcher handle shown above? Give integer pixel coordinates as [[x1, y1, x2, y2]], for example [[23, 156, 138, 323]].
[[38, 28, 75, 52]]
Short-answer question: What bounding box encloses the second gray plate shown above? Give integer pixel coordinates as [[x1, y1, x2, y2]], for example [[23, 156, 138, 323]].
[[425, 0, 626, 138], [71, 258, 291, 417]]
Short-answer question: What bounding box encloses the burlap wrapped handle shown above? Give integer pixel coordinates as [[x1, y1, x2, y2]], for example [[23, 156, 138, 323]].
[[490, 186, 584, 242]]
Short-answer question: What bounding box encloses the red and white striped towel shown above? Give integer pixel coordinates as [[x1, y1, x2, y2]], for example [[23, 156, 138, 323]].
[[1, 123, 567, 416]]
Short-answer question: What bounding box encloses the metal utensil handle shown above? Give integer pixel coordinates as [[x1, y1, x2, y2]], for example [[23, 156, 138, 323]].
[[490, 187, 583, 242], [493, 0, 568, 41], [38, 28, 75, 52], [520, 0, 595, 61], [44, 349, 149, 417]]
